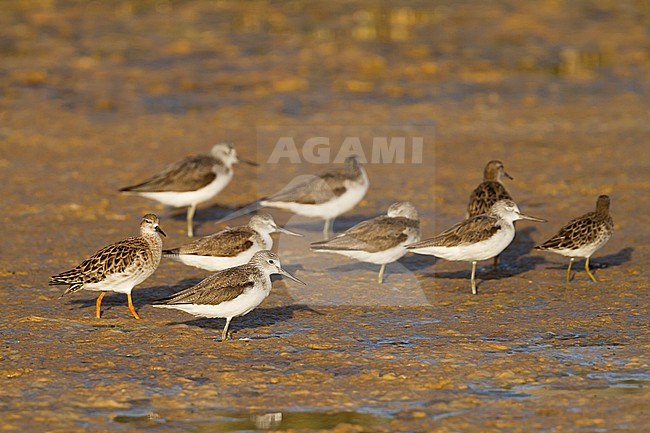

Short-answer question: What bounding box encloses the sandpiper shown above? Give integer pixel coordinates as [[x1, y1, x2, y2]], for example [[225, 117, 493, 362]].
[[50, 214, 166, 320], [219, 155, 369, 239], [154, 250, 304, 341], [536, 195, 613, 282], [406, 200, 545, 294], [467, 160, 513, 217], [310, 201, 420, 283], [467, 160, 514, 268], [163, 213, 302, 271], [120, 143, 257, 237]]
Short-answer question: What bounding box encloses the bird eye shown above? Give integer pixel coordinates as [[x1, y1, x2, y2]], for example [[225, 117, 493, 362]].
[[268, 259, 275, 265]]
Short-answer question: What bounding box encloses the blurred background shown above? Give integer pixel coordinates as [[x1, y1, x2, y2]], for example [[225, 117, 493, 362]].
[[2, 1, 648, 116], [2, 0, 648, 230]]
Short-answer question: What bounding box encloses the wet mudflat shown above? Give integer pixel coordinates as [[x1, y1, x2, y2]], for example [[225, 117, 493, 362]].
[[1, 1, 649, 432]]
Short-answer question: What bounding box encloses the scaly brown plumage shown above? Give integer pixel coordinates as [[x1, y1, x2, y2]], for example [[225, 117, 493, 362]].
[[50, 214, 165, 319], [536, 195, 613, 282]]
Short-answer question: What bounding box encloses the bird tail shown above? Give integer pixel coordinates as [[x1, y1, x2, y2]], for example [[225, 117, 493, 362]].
[[50, 269, 86, 296], [119, 180, 152, 192], [49, 271, 77, 286], [310, 238, 340, 250], [404, 239, 433, 250], [162, 248, 180, 257], [152, 293, 182, 305], [51, 280, 84, 297], [119, 185, 140, 193], [152, 299, 170, 306], [310, 238, 365, 252]]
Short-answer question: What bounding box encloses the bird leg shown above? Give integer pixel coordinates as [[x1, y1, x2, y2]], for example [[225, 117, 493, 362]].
[[493, 254, 500, 270], [95, 292, 106, 319], [378, 264, 386, 284], [471, 261, 478, 295], [221, 317, 232, 341], [566, 257, 575, 283], [322, 218, 333, 240], [584, 257, 597, 282], [187, 203, 197, 237], [127, 293, 141, 320]]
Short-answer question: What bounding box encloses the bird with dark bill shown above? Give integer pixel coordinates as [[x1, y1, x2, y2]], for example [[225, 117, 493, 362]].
[[218, 155, 369, 240], [310, 201, 420, 283], [407, 200, 545, 295], [154, 250, 304, 341], [536, 195, 613, 282], [120, 143, 257, 237], [50, 214, 166, 320], [163, 213, 302, 271]]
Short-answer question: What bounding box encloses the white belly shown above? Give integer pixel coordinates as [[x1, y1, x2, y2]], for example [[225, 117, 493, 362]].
[[316, 231, 419, 265], [81, 268, 151, 294], [135, 173, 233, 208], [155, 287, 269, 319], [170, 247, 261, 271], [410, 228, 515, 262], [543, 227, 612, 258], [546, 241, 606, 259], [322, 245, 407, 265], [262, 176, 369, 220]]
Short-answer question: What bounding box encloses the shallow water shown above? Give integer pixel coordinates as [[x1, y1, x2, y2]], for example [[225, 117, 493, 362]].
[[111, 408, 390, 431]]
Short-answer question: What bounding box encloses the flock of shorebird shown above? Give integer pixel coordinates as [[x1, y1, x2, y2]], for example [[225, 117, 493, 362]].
[[49, 144, 614, 340]]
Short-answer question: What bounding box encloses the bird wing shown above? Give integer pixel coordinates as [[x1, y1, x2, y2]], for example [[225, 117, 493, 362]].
[[408, 214, 499, 249], [50, 237, 150, 293], [120, 155, 219, 192], [537, 211, 606, 250], [154, 267, 257, 305], [312, 216, 418, 252], [215, 166, 359, 224], [169, 227, 255, 257], [467, 181, 513, 217], [265, 174, 347, 205]]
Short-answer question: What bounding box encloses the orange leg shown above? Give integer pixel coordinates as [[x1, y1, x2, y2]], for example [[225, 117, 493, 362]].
[[95, 292, 106, 319], [127, 293, 141, 320]]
